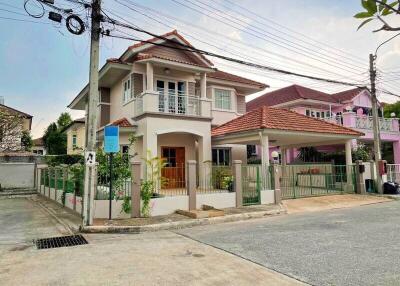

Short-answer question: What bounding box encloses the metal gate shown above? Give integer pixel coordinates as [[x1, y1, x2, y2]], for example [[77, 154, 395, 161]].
[[387, 164, 400, 184], [280, 164, 356, 200], [242, 165, 272, 205]]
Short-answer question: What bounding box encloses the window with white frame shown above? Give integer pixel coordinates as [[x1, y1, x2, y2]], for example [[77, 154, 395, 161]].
[[72, 134, 77, 148], [214, 88, 231, 110], [122, 77, 131, 103], [305, 109, 329, 119], [212, 148, 231, 166]]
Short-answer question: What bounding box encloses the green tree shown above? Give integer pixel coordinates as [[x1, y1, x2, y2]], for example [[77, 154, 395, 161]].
[[354, 0, 400, 32], [21, 130, 33, 151], [383, 101, 400, 118], [43, 122, 67, 155], [57, 112, 72, 130]]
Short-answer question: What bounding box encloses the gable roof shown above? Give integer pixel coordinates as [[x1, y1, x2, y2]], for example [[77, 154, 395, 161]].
[[33, 137, 44, 146], [247, 85, 336, 111], [332, 87, 365, 102], [212, 106, 363, 137], [207, 70, 268, 89], [110, 118, 134, 128], [0, 104, 32, 118], [123, 30, 213, 67]]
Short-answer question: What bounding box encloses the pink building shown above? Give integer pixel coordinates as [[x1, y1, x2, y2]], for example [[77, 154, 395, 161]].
[[247, 85, 400, 164]]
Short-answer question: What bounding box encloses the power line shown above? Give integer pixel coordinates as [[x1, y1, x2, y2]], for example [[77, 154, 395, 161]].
[[0, 15, 53, 25]]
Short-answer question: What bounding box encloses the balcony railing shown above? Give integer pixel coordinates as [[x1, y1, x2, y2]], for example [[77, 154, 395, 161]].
[[323, 113, 399, 133], [134, 91, 211, 118]]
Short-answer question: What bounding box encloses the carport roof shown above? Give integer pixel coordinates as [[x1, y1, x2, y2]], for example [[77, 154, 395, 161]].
[[212, 106, 363, 137]]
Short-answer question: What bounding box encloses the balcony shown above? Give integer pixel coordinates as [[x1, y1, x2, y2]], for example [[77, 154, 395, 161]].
[[325, 112, 399, 133], [134, 91, 212, 118]]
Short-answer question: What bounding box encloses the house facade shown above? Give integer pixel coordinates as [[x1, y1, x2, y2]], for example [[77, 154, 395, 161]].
[[247, 85, 400, 164], [32, 137, 47, 155], [68, 30, 267, 179], [62, 118, 86, 155], [0, 103, 32, 152]]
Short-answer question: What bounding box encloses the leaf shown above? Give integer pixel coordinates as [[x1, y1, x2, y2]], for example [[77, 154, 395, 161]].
[[354, 11, 374, 18], [366, 0, 378, 13], [378, 0, 387, 12], [381, 1, 398, 15], [357, 18, 374, 30]]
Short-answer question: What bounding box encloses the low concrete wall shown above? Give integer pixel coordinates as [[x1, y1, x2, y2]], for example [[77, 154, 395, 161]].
[[261, 190, 275, 205], [196, 192, 236, 209], [0, 163, 35, 189], [93, 200, 129, 219], [149, 196, 189, 216]]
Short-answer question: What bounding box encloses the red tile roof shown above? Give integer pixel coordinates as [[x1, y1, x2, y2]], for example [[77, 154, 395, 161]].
[[246, 85, 336, 111], [212, 106, 363, 137], [111, 118, 133, 127], [127, 30, 214, 67], [208, 70, 268, 89], [332, 87, 364, 102]]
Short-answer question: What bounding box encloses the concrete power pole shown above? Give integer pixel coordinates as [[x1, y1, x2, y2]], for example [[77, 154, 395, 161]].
[[369, 53, 383, 194], [83, 0, 102, 226]]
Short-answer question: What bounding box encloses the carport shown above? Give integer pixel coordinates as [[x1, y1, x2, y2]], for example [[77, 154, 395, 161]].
[[212, 106, 364, 199]]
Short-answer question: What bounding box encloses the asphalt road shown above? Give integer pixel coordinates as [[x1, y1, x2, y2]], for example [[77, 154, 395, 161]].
[[177, 200, 400, 286]]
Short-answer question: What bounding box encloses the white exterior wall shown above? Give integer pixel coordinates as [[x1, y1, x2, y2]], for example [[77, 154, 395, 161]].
[[260, 190, 275, 205], [196, 192, 236, 209], [0, 163, 35, 189], [149, 195, 189, 216]]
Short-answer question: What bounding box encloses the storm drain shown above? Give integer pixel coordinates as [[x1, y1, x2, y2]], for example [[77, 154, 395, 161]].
[[35, 235, 88, 250]]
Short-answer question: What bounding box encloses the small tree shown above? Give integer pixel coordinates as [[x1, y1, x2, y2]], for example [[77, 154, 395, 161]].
[[21, 130, 33, 151], [0, 109, 23, 152], [57, 112, 72, 130]]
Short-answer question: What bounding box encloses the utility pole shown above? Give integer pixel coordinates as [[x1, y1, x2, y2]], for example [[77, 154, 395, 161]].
[[369, 53, 383, 194], [83, 0, 102, 226]]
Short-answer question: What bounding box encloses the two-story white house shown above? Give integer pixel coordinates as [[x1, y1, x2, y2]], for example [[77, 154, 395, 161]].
[[68, 30, 267, 184]]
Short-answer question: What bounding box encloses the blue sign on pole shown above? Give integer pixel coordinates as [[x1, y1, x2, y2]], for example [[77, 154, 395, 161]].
[[104, 126, 119, 153]]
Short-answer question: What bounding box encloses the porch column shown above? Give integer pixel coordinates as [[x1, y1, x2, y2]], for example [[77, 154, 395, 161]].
[[200, 72, 207, 98], [394, 141, 400, 164], [198, 136, 211, 189], [281, 148, 287, 166], [260, 133, 270, 166], [146, 62, 154, 92], [143, 131, 157, 179], [345, 139, 353, 192]]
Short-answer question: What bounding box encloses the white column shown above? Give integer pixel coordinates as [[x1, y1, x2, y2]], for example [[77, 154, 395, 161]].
[[200, 72, 207, 98], [143, 131, 158, 180], [146, 62, 154, 92], [260, 133, 270, 166], [345, 139, 352, 166], [281, 148, 287, 166]]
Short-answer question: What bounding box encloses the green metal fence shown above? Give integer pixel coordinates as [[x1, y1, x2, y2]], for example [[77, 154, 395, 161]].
[[280, 164, 356, 199], [242, 165, 272, 206]]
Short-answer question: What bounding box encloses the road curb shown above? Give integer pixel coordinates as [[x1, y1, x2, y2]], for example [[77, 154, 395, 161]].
[[81, 205, 287, 233]]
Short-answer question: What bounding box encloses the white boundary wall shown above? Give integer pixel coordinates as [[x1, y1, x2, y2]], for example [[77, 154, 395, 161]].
[[260, 190, 275, 205], [0, 163, 35, 189], [196, 192, 236, 209]]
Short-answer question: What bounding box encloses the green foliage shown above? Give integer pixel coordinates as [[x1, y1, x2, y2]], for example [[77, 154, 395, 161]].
[[354, 0, 399, 31], [140, 150, 167, 217], [45, 154, 84, 166], [222, 176, 234, 192], [383, 101, 400, 118], [121, 196, 131, 214], [352, 143, 372, 161], [247, 157, 262, 164], [21, 130, 33, 151], [297, 147, 322, 162], [69, 163, 85, 197], [57, 112, 73, 130], [43, 122, 67, 155]]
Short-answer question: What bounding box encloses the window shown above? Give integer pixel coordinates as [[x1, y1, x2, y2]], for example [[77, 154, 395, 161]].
[[247, 145, 257, 158], [212, 148, 231, 166], [72, 134, 77, 148], [306, 110, 310, 116], [122, 78, 131, 103], [162, 147, 177, 167], [214, 89, 231, 110], [121, 145, 129, 154]]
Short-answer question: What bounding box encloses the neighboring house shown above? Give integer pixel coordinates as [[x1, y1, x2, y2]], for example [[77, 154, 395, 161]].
[[32, 137, 47, 155], [62, 118, 86, 155], [68, 30, 268, 180], [0, 103, 33, 152], [247, 85, 400, 164]]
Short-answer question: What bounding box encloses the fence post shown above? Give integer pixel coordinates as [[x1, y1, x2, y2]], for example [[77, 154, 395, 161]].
[[62, 167, 67, 206], [272, 163, 282, 204], [233, 160, 242, 207], [355, 160, 366, 195], [187, 160, 197, 210], [37, 167, 42, 193], [130, 160, 141, 218], [54, 168, 58, 201], [47, 167, 51, 197]]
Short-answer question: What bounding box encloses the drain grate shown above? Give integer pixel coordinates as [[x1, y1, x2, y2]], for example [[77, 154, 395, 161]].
[[35, 234, 88, 250]]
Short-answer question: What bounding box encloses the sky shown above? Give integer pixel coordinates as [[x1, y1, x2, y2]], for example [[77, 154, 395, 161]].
[[0, 0, 399, 139]]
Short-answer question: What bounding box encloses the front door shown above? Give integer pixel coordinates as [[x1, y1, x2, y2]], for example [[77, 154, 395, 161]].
[[161, 147, 185, 189]]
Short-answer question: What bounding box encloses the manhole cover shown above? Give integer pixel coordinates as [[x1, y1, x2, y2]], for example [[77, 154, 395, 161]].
[[35, 235, 88, 250]]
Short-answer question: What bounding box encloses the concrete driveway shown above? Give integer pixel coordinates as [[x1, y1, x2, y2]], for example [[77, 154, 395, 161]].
[[0, 196, 303, 286], [178, 200, 400, 286]]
